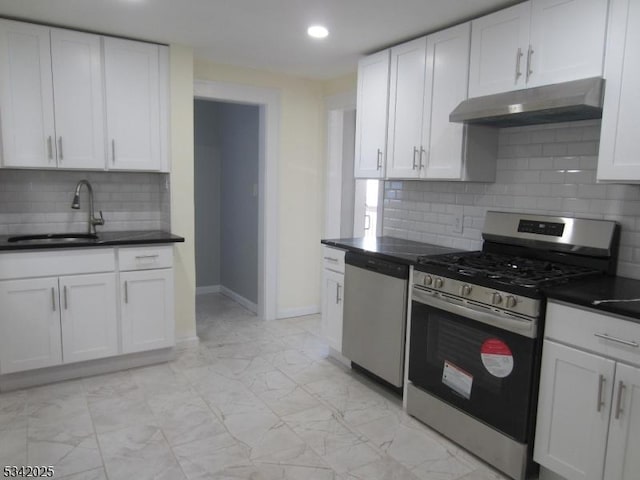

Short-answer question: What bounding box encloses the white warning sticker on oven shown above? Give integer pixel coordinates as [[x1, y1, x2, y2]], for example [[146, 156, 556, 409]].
[[481, 338, 514, 378], [442, 361, 473, 399]]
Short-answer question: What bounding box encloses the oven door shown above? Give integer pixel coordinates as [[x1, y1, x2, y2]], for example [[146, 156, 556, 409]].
[[409, 288, 538, 442]]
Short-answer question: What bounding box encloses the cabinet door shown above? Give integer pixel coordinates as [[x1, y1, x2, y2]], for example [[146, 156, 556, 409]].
[[604, 363, 640, 480], [59, 273, 118, 364], [321, 269, 344, 352], [120, 269, 174, 353], [468, 2, 531, 97], [422, 23, 470, 180], [597, 0, 640, 182], [386, 38, 426, 179], [0, 277, 62, 374], [534, 340, 614, 480], [528, 0, 608, 88], [354, 50, 389, 179], [50, 29, 105, 170], [104, 37, 161, 171], [0, 20, 56, 168]]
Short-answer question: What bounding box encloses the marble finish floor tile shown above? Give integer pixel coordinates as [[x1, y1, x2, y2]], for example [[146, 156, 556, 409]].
[[0, 293, 511, 480]]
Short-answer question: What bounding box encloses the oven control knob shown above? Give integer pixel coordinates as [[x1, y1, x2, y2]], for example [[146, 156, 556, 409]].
[[423, 275, 433, 286], [492, 292, 503, 305], [434, 277, 444, 289], [506, 295, 518, 308], [460, 284, 472, 297]]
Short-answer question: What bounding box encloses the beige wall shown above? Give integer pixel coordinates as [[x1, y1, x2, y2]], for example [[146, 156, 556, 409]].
[[170, 45, 196, 339], [193, 61, 355, 316]]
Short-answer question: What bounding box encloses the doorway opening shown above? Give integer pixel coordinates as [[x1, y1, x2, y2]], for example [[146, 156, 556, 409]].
[[194, 99, 259, 313], [325, 93, 383, 239], [194, 80, 279, 321]]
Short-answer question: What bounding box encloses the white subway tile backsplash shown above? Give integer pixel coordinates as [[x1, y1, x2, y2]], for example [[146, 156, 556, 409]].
[[0, 170, 170, 233], [382, 120, 640, 279]]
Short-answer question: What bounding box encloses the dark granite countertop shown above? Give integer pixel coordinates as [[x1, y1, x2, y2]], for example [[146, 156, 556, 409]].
[[544, 275, 640, 323], [321, 236, 464, 265], [0, 230, 184, 251]]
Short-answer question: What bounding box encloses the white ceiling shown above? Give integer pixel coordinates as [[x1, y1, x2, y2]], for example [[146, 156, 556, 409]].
[[0, 0, 520, 79]]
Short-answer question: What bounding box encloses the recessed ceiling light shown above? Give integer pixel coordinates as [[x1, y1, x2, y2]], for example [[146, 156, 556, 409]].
[[307, 25, 329, 39]]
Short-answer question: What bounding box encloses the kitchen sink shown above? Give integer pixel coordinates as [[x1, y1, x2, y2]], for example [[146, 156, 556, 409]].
[[8, 233, 99, 244]]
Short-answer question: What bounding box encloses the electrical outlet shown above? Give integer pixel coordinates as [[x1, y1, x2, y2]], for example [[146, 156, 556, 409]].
[[453, 213, 464, 234]]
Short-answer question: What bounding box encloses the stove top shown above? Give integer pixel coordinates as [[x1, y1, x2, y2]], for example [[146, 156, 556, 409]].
[[416, 251, 601, 292]]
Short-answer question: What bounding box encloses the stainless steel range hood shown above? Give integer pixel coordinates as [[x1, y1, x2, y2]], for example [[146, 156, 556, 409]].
[[450, 77, 604, 127]]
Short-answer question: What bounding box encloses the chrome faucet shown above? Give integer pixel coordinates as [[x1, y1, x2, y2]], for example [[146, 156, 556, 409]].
[[71, 179, 105, 235]]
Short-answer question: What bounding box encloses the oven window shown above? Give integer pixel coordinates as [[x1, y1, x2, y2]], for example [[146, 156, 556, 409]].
[[409, 301, 537, 442]]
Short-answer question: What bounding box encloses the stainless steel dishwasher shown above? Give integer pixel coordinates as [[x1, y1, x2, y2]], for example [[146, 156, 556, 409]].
[[342, 251, 409, 388]]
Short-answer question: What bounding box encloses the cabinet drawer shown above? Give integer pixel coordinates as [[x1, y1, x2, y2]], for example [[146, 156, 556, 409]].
[[0, 248, 115, 280], [546, 301, 640, 366], [322, 246, 346, 273], [118, 246, 173, 271]]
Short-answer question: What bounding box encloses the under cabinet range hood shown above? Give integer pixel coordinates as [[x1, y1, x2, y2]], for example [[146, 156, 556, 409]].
[[450, 77, 605, 127]]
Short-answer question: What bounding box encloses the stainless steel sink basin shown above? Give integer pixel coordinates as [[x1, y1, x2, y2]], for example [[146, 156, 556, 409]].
[[8, 233, 98, 244]]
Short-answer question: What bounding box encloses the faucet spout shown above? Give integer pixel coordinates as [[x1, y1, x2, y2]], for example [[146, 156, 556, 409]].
[[71, 180, 105, 235]]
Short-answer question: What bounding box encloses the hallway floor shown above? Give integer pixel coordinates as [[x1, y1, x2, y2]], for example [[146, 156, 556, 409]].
[[0, 293, 509, 480]]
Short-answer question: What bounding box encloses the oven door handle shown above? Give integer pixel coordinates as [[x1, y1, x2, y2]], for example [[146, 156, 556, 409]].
[[412, 287, 537, 339]]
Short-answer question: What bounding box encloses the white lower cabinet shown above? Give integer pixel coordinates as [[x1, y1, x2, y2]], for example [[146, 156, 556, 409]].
[[322, 269, 344, 352], [0, 245, 175, 376], [321, 246, 345, 353], [59, 273, 118, 364], [0, 272, 117, 373], [535, 302, 640, 480], [0, 277, 62, 373], [120, 268, 175, 353]]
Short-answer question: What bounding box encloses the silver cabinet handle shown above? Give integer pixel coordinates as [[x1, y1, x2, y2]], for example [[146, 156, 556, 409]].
[[515, 47, 523, 82], [335, 283, 341, 303], [419, 147, 426, 169], [615, 381, 626, 419], [58, 137, 63, 161], [51, 287, 56, 312], [323, 256, 339, 263], [47, 136, 53, 161], [63, 285, 68, 310], [526, 45, 534, 82], [112, 139, 116, 164], [412, 147, 419, 170], [124, 281, 128, 304], [597, 374, 606, 412], [594, 333, 639, 348], [135, 254, 159, 260], [376, 148, 382, 170]]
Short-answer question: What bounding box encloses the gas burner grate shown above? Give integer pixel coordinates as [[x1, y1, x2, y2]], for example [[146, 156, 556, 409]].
[[417, 251, 600, 289]]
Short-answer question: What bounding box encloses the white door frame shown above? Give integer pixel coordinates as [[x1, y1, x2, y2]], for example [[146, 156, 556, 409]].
[[194, 80, 280, 321], [324, 90, 356, 238]]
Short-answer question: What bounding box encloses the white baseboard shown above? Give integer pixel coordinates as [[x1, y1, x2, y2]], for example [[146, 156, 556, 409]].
[[0, 348, 174, 392], [175, 335, 199, 347], [220, 286, 258, 314], [196, 284, 221, 295], [277, 305, 320, 319]]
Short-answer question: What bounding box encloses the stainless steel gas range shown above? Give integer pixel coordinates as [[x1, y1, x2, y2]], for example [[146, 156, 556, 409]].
[[406, 211, 620, 480]]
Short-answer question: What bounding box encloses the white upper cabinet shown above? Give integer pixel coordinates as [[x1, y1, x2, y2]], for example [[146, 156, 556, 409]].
[[469, 2, 531, 97], [469, 0, 608, 97], [423, 23, 489, 180], [528, 0, 608, 88], [0, 20, 56, 168], [385, 23, 494, 181], [386, 38, 427, 179], [50, 29, 105, 169], [597, 0, 640, 182], [354, 50, 390, 179], [104, 37, 161, 172], [0, 21, 105, 170]]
